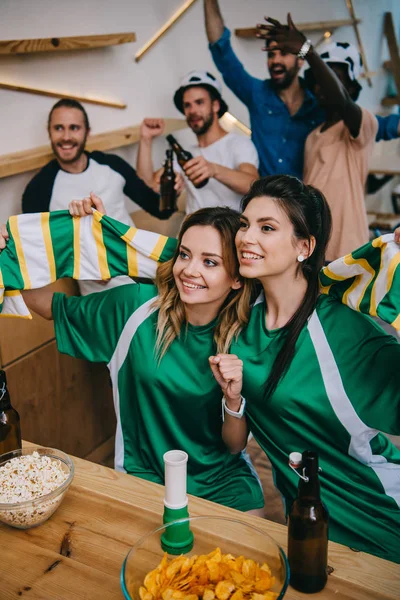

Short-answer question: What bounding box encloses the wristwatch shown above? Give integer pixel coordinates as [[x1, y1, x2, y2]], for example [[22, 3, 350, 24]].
[[297, 39, 312, 59], [222, 396, 246, 419]]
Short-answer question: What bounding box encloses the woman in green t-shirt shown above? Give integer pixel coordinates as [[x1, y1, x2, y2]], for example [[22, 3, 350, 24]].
[[211, 175, 400, 563], [19, 206, 264, 515]]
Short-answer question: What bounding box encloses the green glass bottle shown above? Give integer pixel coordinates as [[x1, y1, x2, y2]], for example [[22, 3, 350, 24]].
[[0, 370, 22, 455]]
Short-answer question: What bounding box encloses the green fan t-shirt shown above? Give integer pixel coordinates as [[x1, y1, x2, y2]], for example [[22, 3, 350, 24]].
[[232, 292, 400, 563], [52, 282, 264, 512]]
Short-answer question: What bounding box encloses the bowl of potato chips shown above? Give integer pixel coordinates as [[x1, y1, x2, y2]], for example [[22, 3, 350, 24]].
[[120, 516, 289, 600]]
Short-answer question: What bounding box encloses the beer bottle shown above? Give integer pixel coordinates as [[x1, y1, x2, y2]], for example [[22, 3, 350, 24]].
[[166, 134, 209, 189], [0, 370, 22, 455], [159, 149, 177, 215], [288, 451, 328, 593]]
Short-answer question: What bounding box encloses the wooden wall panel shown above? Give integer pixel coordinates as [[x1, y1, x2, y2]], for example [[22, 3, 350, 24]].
[[4, 342, 115, 458], [0, 278, 79, 367]]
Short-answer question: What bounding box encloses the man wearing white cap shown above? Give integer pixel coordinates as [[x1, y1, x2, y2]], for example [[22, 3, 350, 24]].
[[137, 71, 259, 213], [259, 16, 381, 261]]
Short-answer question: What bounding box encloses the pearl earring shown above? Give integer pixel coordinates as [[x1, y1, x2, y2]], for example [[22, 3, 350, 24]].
[[297, 254, 305, 263]]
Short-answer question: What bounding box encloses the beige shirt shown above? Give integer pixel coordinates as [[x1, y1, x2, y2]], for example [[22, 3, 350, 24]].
[[303, 108, 378, 261]]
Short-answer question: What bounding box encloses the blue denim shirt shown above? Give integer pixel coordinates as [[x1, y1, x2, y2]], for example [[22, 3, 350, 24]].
[[210, 28, 399, 178]]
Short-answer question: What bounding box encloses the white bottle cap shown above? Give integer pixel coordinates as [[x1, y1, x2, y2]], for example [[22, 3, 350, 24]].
[[289, 452, 302, 468], [163, 450, 189, 509]]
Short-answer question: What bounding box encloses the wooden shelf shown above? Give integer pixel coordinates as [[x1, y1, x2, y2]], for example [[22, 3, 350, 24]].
[[381, 96, 399, 107], [235, 19, 360, 38], [0, 82, 126, 109], [0, 118, 186, 179], [0, 32, 136, 55]]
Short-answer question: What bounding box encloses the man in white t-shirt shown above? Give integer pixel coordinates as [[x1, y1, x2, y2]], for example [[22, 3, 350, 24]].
[[137, 71, 259, 213]]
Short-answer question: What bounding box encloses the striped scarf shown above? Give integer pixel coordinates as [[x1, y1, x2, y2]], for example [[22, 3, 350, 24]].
[[0, 210, 398, 330]]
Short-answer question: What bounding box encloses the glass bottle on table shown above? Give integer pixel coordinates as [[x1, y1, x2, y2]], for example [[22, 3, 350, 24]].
[[166, 134, 209, 189], [159, 149, 177, 215], [0, 370, 22, 455], [288, 450, 328, 593]]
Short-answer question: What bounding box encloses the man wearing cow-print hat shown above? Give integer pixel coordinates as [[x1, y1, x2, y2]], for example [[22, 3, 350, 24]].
[[259, 16, 381, 260], [137, 70, 259, 214]]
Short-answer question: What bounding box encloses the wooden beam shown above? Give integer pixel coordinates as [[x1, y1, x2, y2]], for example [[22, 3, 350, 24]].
[[381, 96, 400, 107], [0, 32, 136, 55], [345, 0, 372, 86], [384, 12, 400, 99], [135, 0, 198, 62], [235, 19, 361, 38], [0, 118, 187, 180], [0, 82, 126, 109]]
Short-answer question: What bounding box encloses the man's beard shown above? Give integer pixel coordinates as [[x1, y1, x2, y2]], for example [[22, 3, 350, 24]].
[[187, 111, 214, 136], [51, 136, 87, 165], [269, 64, 299, 90]]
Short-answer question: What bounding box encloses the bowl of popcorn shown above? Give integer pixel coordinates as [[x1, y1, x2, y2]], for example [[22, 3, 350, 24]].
[[121, 516, 289, 600], [0, 446, 74, 529]]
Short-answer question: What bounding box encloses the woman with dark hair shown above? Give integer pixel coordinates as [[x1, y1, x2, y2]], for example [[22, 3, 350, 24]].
[[15, 206, 265, 515], [210, 175, 400, 563]]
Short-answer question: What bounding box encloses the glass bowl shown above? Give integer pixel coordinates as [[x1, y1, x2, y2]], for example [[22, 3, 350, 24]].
[[121, 516, 289, 600], [0, 446, 74, 529]]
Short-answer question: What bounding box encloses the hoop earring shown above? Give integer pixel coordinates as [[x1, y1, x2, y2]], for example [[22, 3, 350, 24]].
[[297, 255, 305, 263]]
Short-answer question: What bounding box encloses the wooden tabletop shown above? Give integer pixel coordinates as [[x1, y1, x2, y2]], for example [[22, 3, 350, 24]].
[[1, 443, 399, 600]]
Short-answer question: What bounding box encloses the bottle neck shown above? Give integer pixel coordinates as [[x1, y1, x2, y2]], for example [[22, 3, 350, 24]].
[[164, 156, 174, 172], [298, 474, 321, 501], [0, 392, 11, 411]]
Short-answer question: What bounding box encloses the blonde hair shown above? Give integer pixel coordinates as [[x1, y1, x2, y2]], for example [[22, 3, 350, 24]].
[[152, 207, 254, 360]]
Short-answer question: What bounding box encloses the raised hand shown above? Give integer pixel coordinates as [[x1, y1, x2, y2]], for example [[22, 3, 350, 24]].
[[140, 118, 165, 141], [256, 13, 306, 55], [68, 192, 106, 217], [209, 353, 243, 410], [184, 156, 216, 186], [0, 223, 9, 250]]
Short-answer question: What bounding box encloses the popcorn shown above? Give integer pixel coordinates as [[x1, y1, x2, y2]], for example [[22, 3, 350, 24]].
[[0, 451, 69, 528]]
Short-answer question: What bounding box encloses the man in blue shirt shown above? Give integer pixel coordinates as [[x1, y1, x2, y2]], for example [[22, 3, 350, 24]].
[[204, 0, 400, 179]]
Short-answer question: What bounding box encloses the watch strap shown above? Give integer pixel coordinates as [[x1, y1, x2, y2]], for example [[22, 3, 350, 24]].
[[222, 396, 246, 420]]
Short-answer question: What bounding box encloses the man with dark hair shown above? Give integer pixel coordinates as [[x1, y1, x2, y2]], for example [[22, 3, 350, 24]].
[[137, 70, 259, 213], [22, 98, 175, 293], [204, 0, 400, 179], [258, 17, 380, 260]]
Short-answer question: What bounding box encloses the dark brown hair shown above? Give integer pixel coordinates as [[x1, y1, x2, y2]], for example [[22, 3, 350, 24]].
[[48, 99, 90, 130], [241, 175, 332, 398]]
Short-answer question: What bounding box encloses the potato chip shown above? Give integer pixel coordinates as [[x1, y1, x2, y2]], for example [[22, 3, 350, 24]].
[[215, 581, 235, 600], [139, 549, 278, 600]]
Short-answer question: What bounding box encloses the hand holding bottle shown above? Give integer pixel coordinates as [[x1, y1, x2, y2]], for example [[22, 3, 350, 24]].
[[184, 156, 217, 187]]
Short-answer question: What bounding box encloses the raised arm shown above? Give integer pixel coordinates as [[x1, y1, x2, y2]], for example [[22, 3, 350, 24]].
[[209, 353, 249, 453], [204, 1, 256, 106], [258, 14, 362, 137], [137, 118, 165, 188], [204, 0, 225, 43], [184, 159, 258, 194]]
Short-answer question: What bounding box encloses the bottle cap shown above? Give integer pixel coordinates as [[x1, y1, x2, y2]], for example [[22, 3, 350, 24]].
[[289, 452, 302, 468]]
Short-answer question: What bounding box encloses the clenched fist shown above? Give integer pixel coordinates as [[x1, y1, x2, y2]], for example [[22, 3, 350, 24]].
[[209, 353, 243, 411]]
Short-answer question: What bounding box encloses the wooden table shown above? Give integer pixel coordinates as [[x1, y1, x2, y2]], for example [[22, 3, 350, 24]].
[[1, 443, 399, 600]]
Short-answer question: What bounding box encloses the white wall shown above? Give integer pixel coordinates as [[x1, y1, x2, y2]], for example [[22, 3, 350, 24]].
[[0, 0, 399, 221]]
